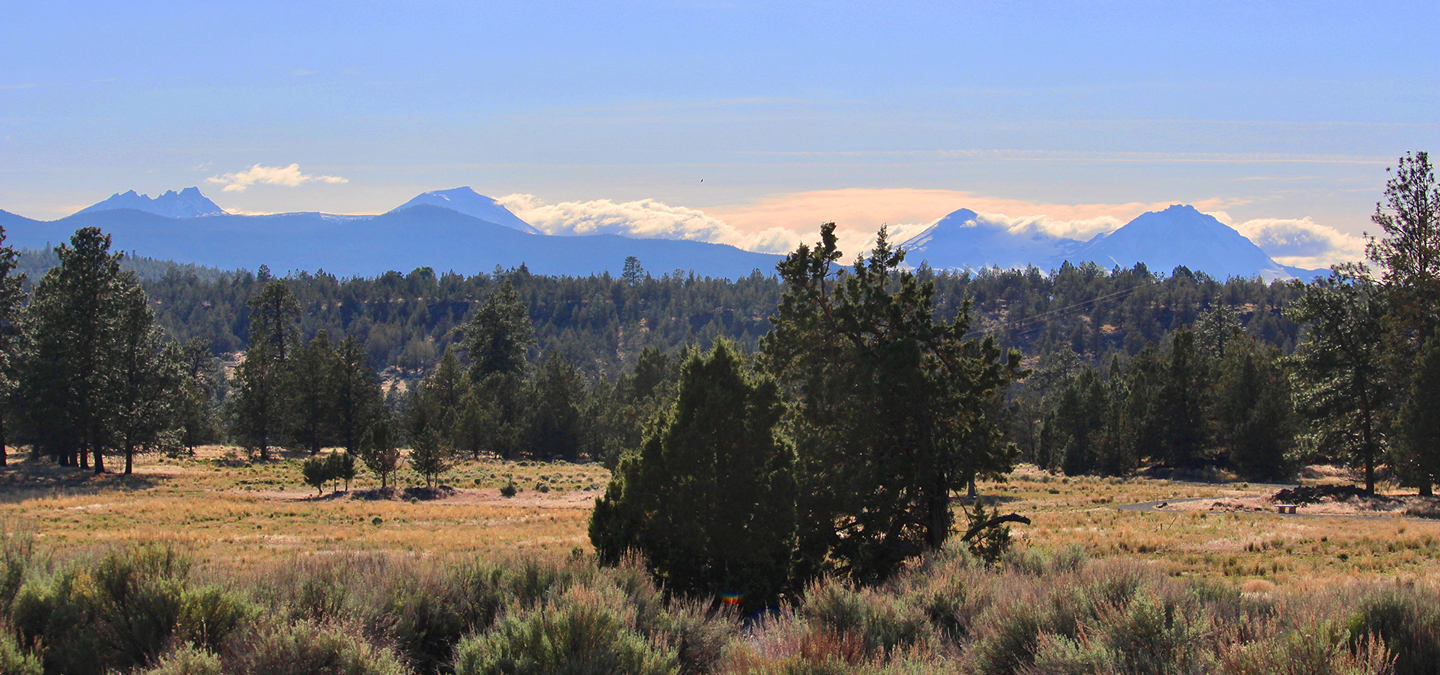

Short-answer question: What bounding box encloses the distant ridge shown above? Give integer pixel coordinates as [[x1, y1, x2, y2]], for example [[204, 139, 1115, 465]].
[[77, 187, 226, 219], [1, 193, 780, 279]]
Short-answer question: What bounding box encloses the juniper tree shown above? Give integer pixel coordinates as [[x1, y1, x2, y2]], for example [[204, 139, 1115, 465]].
[[760, 223, 1023, 583], [526, 353, 585, 460], [285, 330, 339, 455], [590, 340, 795, 607], [330, 335, 384, 455]]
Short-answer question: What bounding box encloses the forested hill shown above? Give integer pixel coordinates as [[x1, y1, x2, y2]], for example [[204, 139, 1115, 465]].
[[143, 260, 1306, 379]]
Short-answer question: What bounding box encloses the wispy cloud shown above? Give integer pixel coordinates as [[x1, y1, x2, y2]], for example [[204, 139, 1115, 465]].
[[206, 163, 348, 193]]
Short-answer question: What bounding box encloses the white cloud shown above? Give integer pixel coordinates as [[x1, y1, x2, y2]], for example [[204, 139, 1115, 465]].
[[496, 194, 802, 254], [1231, 217, 1366, 269], [206, 163, 348, 193]]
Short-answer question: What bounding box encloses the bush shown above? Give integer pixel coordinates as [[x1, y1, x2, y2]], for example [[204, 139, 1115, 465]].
[[178, 585, 256, 652], [499, 482, 518, 498], [1347, 589, 1440, 675], [138, 645, 223, 675], [454, 585, 677, 675], [11, 544, 191, 675], [224, 618, 412, 675], [303, 456, 333, 496], [0, 624, 41, 675], [801, 580, 931, 657]]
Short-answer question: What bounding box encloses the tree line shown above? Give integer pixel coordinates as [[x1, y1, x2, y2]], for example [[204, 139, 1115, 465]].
[[1014, 151, 1440, 496]]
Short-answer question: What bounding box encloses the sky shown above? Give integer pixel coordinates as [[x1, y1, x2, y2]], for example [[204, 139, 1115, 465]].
[[3, 1, 1437, 267]]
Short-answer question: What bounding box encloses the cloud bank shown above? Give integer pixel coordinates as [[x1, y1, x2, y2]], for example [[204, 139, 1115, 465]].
[[501, 188, 1363, 271], [496, 194, 801, 254], [206, 163, 348, 193]]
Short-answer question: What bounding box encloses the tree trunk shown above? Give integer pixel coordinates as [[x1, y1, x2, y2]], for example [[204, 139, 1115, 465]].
[[93, 446, 104, 474], [0, 416, 7, 467], [80, 446, 89, 470], [1421, 482, 1434, 497], [125, 445, 134, 475]]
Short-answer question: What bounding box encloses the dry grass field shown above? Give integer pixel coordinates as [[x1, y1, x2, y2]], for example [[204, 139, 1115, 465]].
[[4, 445, 1438, 589]]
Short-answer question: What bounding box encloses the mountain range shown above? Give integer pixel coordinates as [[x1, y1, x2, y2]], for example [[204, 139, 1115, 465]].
[[896, 205, 1324, 281], [1, 187, 1324, 281]]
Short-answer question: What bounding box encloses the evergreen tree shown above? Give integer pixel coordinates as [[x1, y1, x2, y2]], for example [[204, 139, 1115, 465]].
[[174, 338, 222, 452], [228, 339, 285, 461], [0, 227, 25, 466], [247, 280, 301, 361], [525, 353, 585, 460], [330, 335, 383, 455], [590, 340, 795, 608], [17, 228, 131, 471], [1286, 272, 1393, 494], [761, 224, 1023, 583], [359, 414, 402, 490], [1397, 338, 1440, 495], [110, 284, 183, 474], [461, 280, 534, 458], [1215, 335, 1294, 480], [285, 330, 339, 454], [1154, 329, 1211, 468], [1367, 150, 1440, 346]]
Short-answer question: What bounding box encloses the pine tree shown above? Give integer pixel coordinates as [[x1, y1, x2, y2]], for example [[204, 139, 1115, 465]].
[[0, 227, 25, 467], [1286, 272, 1393, 494], [228, 339, 284, 461], [174, 338, 222, 452], [1397, 339, 1440, 495], [17, 227, 131, 471], [461, 280, 534, 458], [1154, 329, 1211, 468], [247, 280, 301, 361], [110, 284, 183, 474], [1367, 151, 1440, 346], [359, 414, 402, 490], [526, 353, 585, 460], [1216, 335, 1294, 480], [330, 335, 383, 455], [285, 330, 339, 455], [590, 340, 795, 607]]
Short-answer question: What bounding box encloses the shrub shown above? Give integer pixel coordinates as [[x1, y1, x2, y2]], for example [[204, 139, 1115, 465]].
[[454, 585, 677, 675], [801, 580, 931, 658], [11, 544, 191, 675], [1347, 589, 1440, 675], [303, 456, 333, 496], [224, 618, 412, 675], [500, 482, 518, 498], [0, 624, 41, 675], [138, 645, 223, 675], [178, 585, 257, 652]]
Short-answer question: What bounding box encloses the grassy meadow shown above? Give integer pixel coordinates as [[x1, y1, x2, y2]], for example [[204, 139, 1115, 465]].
[[6, 447, 1440, 675], [4, 446, 1438, 586]]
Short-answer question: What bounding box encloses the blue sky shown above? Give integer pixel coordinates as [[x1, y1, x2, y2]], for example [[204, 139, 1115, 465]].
[[3, 1, 1436, 265]]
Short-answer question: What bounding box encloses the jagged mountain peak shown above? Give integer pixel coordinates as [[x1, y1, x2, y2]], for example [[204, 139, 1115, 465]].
[[77, 187, 226, 218]]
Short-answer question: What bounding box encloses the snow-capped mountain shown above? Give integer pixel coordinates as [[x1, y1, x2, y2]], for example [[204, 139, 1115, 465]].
[[896, 208, 1086, 272], [76, 187, 226, 219], [1070, 205, 1290, 280], [899, 205, 1319, 281], [389, 187, 540, 234]]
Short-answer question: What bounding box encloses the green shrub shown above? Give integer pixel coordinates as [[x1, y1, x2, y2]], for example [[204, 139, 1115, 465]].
[[138, 645, 223, 675], [0, 624, 41, 675], [801, 580, 931, 657], [303, 456, 333, 496], [11, 545, 191, 675], [1221, 622, 1391, 675], [499, 482, 518, 498], [1347, 589, 1440, 675], [178, 585, 256, 652], [453, 586, 677, 675], [224, 618, 412, 675], [1094, 591, 1209, 675]]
